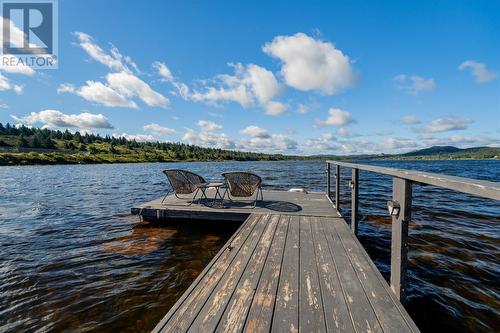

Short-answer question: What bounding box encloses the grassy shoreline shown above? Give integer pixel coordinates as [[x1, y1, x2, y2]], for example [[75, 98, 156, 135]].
[[1, 123, 498, 166], [1, 150, 498, 166]]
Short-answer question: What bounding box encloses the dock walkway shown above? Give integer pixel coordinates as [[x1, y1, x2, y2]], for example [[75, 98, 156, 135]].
[[132, 191, 419, 332]]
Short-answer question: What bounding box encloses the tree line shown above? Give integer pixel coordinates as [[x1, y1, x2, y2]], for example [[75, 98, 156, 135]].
[[0, 122, 298, 161]]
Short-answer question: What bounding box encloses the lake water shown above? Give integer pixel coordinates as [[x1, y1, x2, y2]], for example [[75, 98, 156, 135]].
[[0, 160, 498, 332]]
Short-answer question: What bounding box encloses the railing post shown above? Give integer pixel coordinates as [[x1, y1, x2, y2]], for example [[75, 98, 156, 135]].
[[351, 168, 359, 235], [335, 165, 340, 210], [390, 177, 412, 303], [327, 163, 331, 197]]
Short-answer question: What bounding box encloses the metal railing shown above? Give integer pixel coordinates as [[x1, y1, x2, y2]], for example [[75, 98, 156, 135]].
[[325, 160, 500, 303]]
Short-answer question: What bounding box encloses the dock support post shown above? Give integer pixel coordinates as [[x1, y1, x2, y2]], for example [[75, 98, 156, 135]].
[[390, 177, 412, 303], [335, 165, 341, 210], [351, 168, 359, 235], [327, 163, 331, 197]]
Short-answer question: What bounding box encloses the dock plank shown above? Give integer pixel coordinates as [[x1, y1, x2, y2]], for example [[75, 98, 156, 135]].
[[244, 215, 289, 333], [186, 214, 273, 332], [148, 192, 420, 333], [310, 217, 355, 332], [215, 215, 281, 332], [331, 217, 419, 333], [323, 218, 384, 333], [271, 216, 300, 333], [154, 214, 262, 333], [299, 216, 327, 333]]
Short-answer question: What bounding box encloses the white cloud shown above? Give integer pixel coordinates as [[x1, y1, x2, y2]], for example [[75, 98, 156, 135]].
[[106, 71, 168, 107], [393, 74, 435, 95], [420, 117, 472, 133], [0, 73, 24, 94], [237, 134, 298, 153], [337, 127, 351, 137], [74, 32, 138, 73], [143, 123, 175, 136], [240, 125, 270, 138], [113, 133, 154, 142], [153, 61, 191, 99], [189, 63, 283, 114], [245, 64, 281, 104], [59, 71, 168, 109], [265, 101, 287, 116], [419, 134, 499, 148], [263, 32, 356, 94], [319, 108, 354, 126], [59, 81, 137, 108], [458, 60, 497, 83], [153, 61, 174, 82], [64, 33, 168, 109], [181, 120, 234, 149], [400, 115, 420, 124], [197, 120, 222, 132], [182, 128, 234, 149], [297, 104, 312, 114], [11, 110, 114, 129]]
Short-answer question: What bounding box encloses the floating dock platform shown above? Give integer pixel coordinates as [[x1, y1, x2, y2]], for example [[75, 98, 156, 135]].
[[132, 190, 419, 332]]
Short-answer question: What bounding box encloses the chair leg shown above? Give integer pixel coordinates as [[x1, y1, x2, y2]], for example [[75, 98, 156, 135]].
[[188, 188, 201, 206], [222, 187, 233, 202], [161, 189, 173, 204]]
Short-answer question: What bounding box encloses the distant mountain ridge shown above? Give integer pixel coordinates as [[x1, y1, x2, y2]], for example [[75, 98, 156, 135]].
[[403, 146, 474, 156], [396, 145, 499, 160]]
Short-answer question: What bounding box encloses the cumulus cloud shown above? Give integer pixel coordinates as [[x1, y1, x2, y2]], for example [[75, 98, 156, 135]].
[[297, 104, 312, 114], [301, 133, 358, 154], [263, 32, 356, 94], [197, 120, 222, 132], [419, 117, 472, 133], [240, 125, 270, 138], [153, 60, 286, 115], [237, 134, 298, 153], [187, 63, 284, 114], [113, 133, 154, 142], [63, 32, 168, 109], [59, 71, 168, 108], [318, 108, 354, 126], [265, 101, 287, 116], [143, 123, 175, 136], [393, 74, 435, 95], [106, 71, 168, 107], [152, 61, 174, 82], [458, 60, 497, 83], [59, 81, 138, 108], [400, 115, 420, 124], [181, 120, 234, 149], [419, 134, 499, 148], [74, 32, 139, 73], [0, 73, 24, 94], [11, 109, 114, 129]]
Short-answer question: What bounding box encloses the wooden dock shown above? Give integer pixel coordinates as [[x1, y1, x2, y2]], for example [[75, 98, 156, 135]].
[[132, 190, 420, 332]]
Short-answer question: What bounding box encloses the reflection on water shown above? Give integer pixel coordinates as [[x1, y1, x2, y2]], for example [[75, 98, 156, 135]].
[[101, 221, 178, 255], [0, 160, 498, 332]]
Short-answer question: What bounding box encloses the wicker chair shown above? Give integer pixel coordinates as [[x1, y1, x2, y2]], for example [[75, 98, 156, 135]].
[[162, 169, 209, 205], [221, 171, 263, 208]]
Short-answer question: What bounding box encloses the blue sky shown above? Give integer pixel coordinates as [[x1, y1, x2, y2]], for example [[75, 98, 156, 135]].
[[1, 0, 499, 154]]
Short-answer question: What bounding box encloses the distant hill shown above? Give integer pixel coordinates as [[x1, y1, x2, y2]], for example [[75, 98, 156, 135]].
[[402, 146, 463, 156], [1, 122, 499, 165], [395, 146, 500, 160]]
